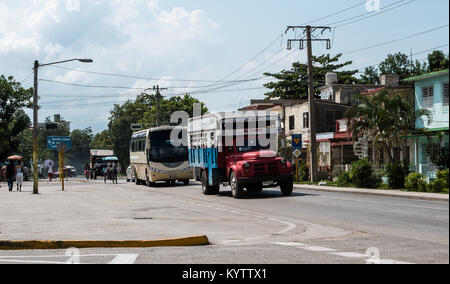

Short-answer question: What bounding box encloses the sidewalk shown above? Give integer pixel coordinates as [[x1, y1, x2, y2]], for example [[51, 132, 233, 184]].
[[294, 184, 449, 202]]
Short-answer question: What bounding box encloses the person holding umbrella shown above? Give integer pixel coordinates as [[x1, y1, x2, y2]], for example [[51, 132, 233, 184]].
[[7, 156, 24, 192]]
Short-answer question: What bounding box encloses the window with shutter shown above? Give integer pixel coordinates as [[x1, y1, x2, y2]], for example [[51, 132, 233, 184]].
[[422, 86, 434, 109]]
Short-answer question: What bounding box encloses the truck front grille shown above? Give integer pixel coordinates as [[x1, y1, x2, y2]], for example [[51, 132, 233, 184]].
[[253, 162, 279, 176]]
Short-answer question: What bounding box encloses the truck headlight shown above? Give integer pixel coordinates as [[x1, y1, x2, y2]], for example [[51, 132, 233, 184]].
[[281, 159, 287, 166], [244, 162, 251, 169]]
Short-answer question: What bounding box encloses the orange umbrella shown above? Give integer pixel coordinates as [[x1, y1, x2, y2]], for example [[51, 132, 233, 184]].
[[7, 155, 23, 160]]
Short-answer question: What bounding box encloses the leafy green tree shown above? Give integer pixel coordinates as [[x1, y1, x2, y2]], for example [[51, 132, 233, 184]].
[[0, 75, 33, 160], [378, 52, 427, 85], [263, 53, 358, 100], [69, 128, 94, 173], [91, 130, 114, 150], [359, 66, 379, 85], [427, 50, 449, 72], [108, 94, 208, 172], [346, 88, 432, 166]]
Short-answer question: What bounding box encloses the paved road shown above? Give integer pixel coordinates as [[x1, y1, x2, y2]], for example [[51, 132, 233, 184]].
[[0, 179, 448, 264]]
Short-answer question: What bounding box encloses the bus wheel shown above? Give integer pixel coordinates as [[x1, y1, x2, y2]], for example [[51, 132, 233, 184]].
[[230, 172, 244, 199]]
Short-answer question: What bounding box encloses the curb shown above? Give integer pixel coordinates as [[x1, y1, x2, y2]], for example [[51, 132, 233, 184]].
[[0, 235, 210, 251], [294, 185, 449, 202]]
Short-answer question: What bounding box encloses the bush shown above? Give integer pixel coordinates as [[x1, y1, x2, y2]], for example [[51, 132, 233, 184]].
[[297, 160, 308, 182], [350, 158, 380, 189], [405, 172, 427, 192], [386, 162, 411, 189], [431, 147, 450, 171], [437, 169, 449, 189], [428, 178, 447, 193], [337, 171, 352, 187]]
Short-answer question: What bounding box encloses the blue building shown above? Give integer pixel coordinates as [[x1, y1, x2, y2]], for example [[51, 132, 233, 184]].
[[406, 69, 449, 180]]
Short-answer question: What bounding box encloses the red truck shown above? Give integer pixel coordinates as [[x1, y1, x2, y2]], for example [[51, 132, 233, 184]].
[[188, 111, 294, 199]]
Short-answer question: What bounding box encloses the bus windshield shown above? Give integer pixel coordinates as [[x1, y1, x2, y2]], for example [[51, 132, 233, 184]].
[[150, 130, 188, 163]]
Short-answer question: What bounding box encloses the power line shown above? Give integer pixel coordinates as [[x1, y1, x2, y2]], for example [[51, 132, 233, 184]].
[[39, 86, 269, 106], [45, 65, 266, 84], [334, 0, 416, 28], [355, 44, 450, 72], [326, 0, 408, 26], [39, 77, 265, 90], [342, 24, 449, 55], [302, 0, 367, 25], [19, 72, 33, 84]]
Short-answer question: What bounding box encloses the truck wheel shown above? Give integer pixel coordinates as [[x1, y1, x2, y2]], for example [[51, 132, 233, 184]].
[[201, 171, 219, 195], [135, 178, 141, 186], [280, 180, 293, 196], [183, 180, 190, 186], [230, 172, 244, 199]]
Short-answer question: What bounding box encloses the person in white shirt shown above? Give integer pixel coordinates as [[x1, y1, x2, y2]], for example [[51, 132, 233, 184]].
[[48, 165, 54, 182], [16, 161, 24, 192]]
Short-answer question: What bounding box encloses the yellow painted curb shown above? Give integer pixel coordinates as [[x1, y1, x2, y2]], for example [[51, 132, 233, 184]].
[[0, 235, 209, 251]]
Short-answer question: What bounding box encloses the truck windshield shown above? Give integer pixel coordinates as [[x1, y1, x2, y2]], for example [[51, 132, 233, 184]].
[[150, 130, 188, 163], [236, 137, 271, 153]]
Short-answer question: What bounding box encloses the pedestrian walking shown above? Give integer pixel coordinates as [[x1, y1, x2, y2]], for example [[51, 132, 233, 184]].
[[48, 165, 54, 182], [15, 161, 24, 192], [6, 162, 14, 192]]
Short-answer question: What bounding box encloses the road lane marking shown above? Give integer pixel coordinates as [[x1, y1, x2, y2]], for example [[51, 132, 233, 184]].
[[0, 259, 67, 264], [272, 242, 306, 247], [318, 196, 449, 212], [268, 218, 297, 235], [330, 252, 368, 258], [0, 254, 140, 264], [272, 242, 414, 264], [180, 198, 298, 244], [301, 246, 338, 252], [109, 254, 139, 264]]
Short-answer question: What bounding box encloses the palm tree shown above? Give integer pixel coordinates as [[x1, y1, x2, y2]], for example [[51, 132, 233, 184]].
[[345, 87, 432, 166]]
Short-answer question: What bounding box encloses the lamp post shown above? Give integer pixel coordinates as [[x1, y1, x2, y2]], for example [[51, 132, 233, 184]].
[[32, 58, 93, 194]]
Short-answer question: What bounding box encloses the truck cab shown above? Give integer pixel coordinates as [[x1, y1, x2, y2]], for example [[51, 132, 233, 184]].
[[188, 111, 294, 199]]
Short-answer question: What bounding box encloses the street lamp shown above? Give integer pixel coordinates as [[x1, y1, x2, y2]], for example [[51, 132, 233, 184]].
[[32, 58, 93, 194]]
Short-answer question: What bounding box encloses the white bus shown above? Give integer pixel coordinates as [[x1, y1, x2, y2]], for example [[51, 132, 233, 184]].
[[130, 126, 192, 186]]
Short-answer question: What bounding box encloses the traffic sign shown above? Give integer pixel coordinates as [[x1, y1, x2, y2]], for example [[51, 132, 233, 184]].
[[293, 149, 302, 158], [292, 134, 303, 150], [47, 137, 72, 150]]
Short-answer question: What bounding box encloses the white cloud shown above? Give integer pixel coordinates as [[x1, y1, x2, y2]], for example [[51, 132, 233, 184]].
[[1, 0, 224, 133]]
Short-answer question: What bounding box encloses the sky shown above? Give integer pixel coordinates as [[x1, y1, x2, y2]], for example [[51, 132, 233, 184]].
[[0, 0, 449, 133]]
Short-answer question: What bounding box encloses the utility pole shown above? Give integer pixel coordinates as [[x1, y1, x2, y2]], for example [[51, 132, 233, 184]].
[[32, 58, 93, 194], [153, 85, 168, 127], [33, 61, 39, 194], [286, 25, 332, 182]]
